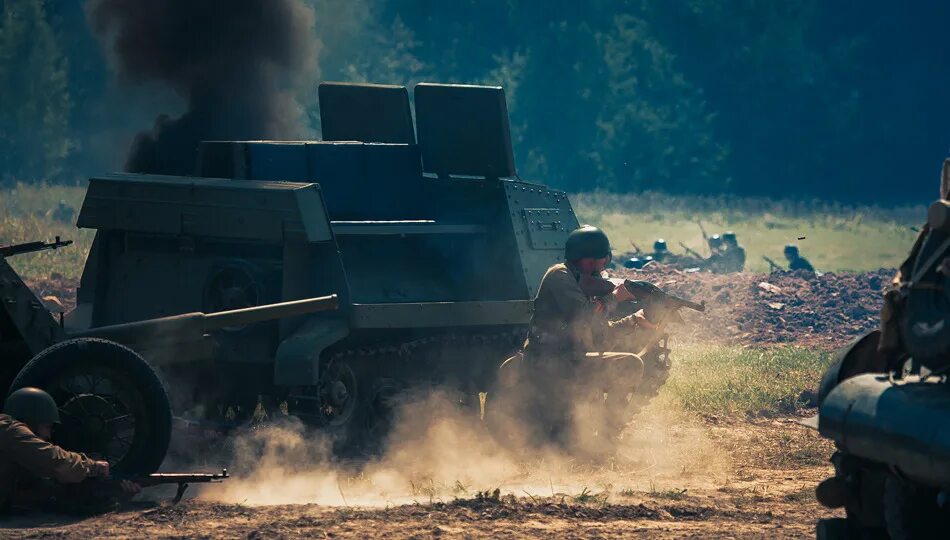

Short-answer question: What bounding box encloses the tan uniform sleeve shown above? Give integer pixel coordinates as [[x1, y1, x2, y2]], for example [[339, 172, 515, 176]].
[[0, 419, 97, 484], [546, 267, 592, 319]]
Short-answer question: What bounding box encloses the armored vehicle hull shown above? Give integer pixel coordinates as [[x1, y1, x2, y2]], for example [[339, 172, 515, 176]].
[[3, 82, 581, 467]]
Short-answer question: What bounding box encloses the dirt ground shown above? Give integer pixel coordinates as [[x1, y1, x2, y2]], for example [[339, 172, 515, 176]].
[[1, 419, 838, 539]]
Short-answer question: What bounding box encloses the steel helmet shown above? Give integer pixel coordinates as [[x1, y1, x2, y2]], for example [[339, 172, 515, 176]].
[[4, 387, 60, 425], [722, 231, 738, 245], [653, 239, 668, 252], [565, 225, 611, 261]]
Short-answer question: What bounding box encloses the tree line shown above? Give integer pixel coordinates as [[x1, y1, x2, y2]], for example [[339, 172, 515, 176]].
[[1, 0, 945, 203]]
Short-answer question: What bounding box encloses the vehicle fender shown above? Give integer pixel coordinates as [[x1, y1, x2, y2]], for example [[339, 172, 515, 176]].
[[274, 317, 349, 386]]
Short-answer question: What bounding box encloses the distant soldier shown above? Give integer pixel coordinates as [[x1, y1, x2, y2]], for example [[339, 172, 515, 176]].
[[784, 244, 815, 273], [720, 231, 746, 272], [0, 387, 139, 512], [703, 234, 728, 273], [651, 239, 670, 262], [49, 200, 75, 224]]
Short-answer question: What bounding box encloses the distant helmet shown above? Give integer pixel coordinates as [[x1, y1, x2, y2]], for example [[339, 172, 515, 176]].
[[722, 231, 738, 245], [784, 244, 799, 257], [3, 387, 60, 425], [708, 234, 723, 248], [565, 225, 611, 261], [653, 239, 668, 252]]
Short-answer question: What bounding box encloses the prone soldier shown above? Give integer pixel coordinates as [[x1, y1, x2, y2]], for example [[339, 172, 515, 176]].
[[784, 244, 815, 273], [719, 231, 746, 272]]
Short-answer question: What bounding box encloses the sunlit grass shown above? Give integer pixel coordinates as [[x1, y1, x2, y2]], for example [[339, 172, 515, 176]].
[[574, 191, 921, 273], [656, 343, 833, 417]]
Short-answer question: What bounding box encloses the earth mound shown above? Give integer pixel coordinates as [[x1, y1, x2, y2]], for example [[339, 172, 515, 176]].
[[614, 265, 892, 350]]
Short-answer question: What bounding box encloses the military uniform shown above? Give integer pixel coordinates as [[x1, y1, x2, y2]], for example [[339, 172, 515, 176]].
[[0, 414, 101, 510], [522, 263, 644, 436], [719, 245, 746, 272], [789, 256, 815, 272]]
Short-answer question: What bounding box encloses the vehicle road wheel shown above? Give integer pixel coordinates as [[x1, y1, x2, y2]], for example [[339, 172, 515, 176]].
[[8, 338, 172, 474], [884, 474, 950, 540]]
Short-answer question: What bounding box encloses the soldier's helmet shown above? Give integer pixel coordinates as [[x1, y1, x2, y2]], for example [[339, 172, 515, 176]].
[[708, 234, 723, 249], [3, 387, 60, 425], [784, 244, 799, 258], [722, 231, 738, 245], [565, 225, 611, 261], [653, 239, 668, 252]]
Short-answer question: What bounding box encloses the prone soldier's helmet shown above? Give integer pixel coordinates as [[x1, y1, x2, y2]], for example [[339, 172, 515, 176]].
[[708, 234, 723, 249], [565, 225, 611, 261], [722, 232, 738, 246], [784, 244, 799, 258], [3, 387, 60, 425], [653, 239, 668, 252]]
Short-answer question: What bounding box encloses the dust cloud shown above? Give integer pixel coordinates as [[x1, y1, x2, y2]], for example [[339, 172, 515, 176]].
[[198, 382, 729, 507]]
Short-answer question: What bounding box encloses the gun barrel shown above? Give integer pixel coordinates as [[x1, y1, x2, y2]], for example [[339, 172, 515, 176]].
[[676, 298, 706, 312], [73, 295, 339, 346], [204, 295, 338, 330], [0, 237, 72, 258]]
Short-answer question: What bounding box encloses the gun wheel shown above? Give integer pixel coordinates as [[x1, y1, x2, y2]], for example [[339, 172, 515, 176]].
[[8, 338, 172, 474]]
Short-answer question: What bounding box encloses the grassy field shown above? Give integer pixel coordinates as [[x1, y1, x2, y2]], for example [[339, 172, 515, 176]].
[[1, 184, 921, 282], [574, 191, 921, 273]]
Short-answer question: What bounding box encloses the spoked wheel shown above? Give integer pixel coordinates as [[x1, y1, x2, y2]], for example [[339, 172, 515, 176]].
[[287, 360, 363, 450], [9, 338, 172, 473]]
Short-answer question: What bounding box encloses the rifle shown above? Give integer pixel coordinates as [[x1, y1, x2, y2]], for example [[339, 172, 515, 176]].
[[697, 221, 709, 241], [86, 468, 230, 504], [678, 242, 704, 260], [630, 241, 643, 254], [763, 256, 782, 273], [1, 236, 72, 258], [623, 280, 706, 314]]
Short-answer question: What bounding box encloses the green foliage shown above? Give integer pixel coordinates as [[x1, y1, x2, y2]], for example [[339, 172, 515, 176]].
[[592, 13, 727, 192], [0, 0, 73, 183]]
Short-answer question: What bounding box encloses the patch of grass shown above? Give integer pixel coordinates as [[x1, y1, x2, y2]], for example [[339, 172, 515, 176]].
[[573, 190, 921, 273], [572, 487, 608, 505], [657, 344, 833, 418], [650, 485, 688, 500]]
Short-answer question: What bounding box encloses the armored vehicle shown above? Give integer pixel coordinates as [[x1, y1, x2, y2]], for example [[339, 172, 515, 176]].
[[812, 160, 950, 539], [2, 82, 580, 470]]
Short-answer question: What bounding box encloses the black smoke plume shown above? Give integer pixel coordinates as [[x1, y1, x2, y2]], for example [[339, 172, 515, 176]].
[[88, 0, 318, 175]]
